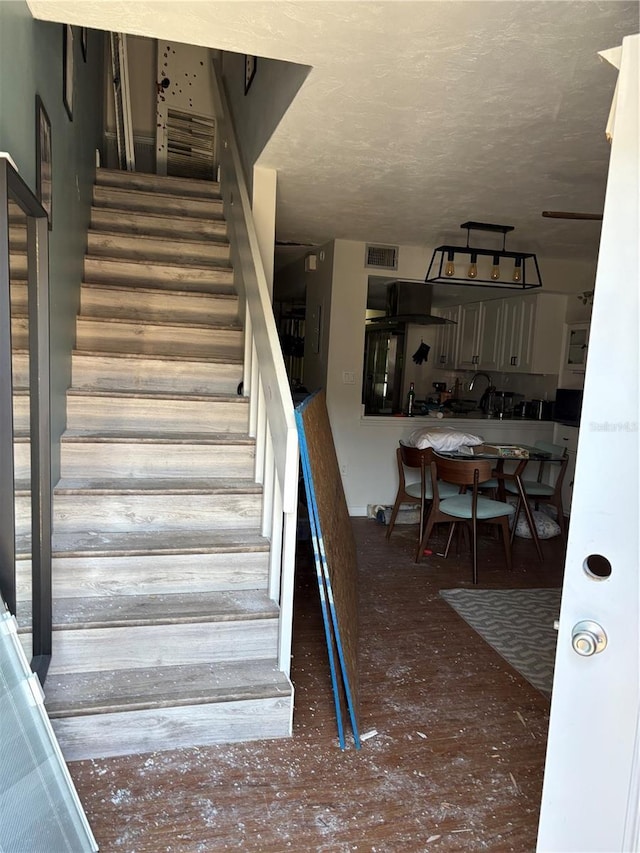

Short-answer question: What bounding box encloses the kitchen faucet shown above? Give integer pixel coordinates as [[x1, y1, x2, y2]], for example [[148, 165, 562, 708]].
[[469, 372, 495, 414], [468, 372, 493, 392]]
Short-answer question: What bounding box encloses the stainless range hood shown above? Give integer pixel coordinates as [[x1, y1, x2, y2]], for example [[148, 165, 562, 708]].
[[366, 281, 455, 326]]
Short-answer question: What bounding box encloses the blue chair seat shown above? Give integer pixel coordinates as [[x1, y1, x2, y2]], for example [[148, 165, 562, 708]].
[[439, 494, 516, 520], [504, 480, 554, 497], [405, 480, 459, 501]]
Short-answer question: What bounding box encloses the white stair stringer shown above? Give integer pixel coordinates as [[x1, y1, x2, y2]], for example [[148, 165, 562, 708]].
[[44, 168, 293, 759]]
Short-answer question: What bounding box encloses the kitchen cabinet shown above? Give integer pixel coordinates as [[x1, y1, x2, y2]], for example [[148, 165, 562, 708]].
[[456, 299, 503, 370], [433, 292, 566, 375], [432, 305, 460, 369], [559, 322, 590, 388], [478, 299, 503, 371], [553, 423, 579, 515], [499, 293, 566, 374], [457, 301, 482, 369]]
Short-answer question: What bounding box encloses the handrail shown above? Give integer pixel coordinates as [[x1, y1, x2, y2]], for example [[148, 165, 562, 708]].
[[0, 156, 52, 683], [209, 61, 299, 676]]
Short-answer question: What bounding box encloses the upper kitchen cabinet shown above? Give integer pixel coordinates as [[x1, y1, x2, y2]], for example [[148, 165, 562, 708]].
[[432, 305, 460, 369], [499, 293, 566, 374], [457, 299, 503, 371], [559, 322, 590, 388]]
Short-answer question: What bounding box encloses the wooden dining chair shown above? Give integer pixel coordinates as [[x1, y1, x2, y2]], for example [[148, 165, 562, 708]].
[[503, 441, 569, 537], [416, 453, 516, 584], [386, 442, 458, 550]]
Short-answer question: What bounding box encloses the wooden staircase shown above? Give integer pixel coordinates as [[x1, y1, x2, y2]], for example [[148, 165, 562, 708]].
[[28, 169, 293, 760]]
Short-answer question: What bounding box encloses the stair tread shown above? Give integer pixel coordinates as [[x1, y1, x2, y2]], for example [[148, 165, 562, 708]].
[[91, 206, 227, 230], [65, 388, 246, 402], [55, 477, 262, 494], [52, 528, 268, 556], [96, 168, 222, 197], [89, 229, 229, 248], [81, 280, 237, 301], [85, 254, 232, 272], [61, 429, 254, 444], [77, 315, 242, 332], [72, 348, 243, 365], [49, 590, 278, 631], [45, 659, 290, 718], [25, 528, 268, 557]]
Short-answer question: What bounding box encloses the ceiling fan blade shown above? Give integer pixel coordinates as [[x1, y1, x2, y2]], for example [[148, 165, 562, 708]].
[[542, 211, 603, 220]]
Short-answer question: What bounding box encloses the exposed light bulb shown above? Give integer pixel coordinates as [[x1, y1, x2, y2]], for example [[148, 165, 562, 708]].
[[490, 256, 501, 281], [467, 253, 478, 279], [512, 257, 522, 283], [444, 250, 455, 277]]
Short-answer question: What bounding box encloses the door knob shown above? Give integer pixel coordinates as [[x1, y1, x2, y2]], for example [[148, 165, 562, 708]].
[[571, 621, 607, 656]]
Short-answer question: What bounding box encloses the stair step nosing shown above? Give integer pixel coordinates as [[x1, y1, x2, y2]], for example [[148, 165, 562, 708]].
[[91, 204, 226, 222], [94, 186, 223, 203], [52, 610, 277, 631], [76, 316, 242, 332], [95, 183, 222, 199], [51, 542, 269, 559], [61, 431, 253, 444], [47, 685, 286, 718], [54, 483, 262, 495], [72, 349, 243, 364], [85, 255, 233, 272], [81, 281, 237, 300], [65, 389, 247, 402], [88, 230, 229, 249]]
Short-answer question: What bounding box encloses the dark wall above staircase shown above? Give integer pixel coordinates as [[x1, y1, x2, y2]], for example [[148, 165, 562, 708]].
[[0, 2, 105, 480]]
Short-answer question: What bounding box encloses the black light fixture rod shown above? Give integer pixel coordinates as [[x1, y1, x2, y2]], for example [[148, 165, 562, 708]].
[[433, 245, 534, 260], [460, 221, 515, 234]]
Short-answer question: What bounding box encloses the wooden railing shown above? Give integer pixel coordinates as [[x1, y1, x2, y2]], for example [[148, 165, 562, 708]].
[[209, 62, 299, 676]]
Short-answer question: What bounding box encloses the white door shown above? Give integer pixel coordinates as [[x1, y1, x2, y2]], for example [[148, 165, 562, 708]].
[[537, 34, 639, 852]]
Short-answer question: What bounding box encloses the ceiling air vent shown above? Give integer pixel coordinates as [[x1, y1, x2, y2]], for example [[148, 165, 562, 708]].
[[365, 244, 399, 270]]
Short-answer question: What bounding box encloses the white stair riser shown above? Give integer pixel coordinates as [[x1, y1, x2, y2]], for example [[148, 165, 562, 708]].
[[96, 169, 222, 199], [75, 317, 243, 360], [17, 551, 268, 601], [66, 396, 248, 433], [9, 224, 27, 249], [8, 254, 27, 277], [46, 619, 278, 674], [10, 316, 28, 348], [10, 282, 28, 313], [90, 208, 227, 240], [53, 493, 261, 533], [12, 352, 29, 387], [93, 185, 223, 218], [61, 442, 255, 479], [14, 440, 31, 480], [84, 257, 234, 291], [87, 231, 230, 265], [14, 496, 31, 536], [51, 695, 292, 762], [12, 394, 30, 431], [72, 354, 243, 395], [80, 285, 239, 324]]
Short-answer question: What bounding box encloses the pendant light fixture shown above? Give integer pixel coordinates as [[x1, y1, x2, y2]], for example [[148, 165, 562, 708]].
[[425, 221, 542, 289]]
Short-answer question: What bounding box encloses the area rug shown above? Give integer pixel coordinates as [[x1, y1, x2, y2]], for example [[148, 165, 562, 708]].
[[439, 588, 562, 697]]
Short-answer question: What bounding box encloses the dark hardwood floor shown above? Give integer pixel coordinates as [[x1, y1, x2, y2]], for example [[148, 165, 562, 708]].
[[68, 517, 565, 852]]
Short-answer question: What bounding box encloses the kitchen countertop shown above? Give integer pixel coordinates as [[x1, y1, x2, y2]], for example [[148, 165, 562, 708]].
[[364, 413, 554, 423]]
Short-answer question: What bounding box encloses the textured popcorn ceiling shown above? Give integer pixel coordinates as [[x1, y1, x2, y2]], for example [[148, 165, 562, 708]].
[[29, 1, 639, 263]]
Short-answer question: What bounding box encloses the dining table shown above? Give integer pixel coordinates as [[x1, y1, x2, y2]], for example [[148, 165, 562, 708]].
[[440, 444, 567, 561]]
